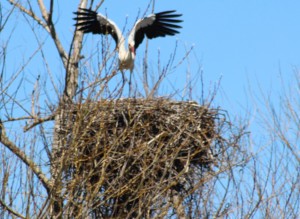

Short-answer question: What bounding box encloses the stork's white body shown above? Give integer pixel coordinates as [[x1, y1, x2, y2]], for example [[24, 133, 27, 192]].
[[117, 39, 135, 73]]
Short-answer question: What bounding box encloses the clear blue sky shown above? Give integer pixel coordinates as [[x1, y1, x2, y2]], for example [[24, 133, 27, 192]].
[[2, 0, 300, 116]]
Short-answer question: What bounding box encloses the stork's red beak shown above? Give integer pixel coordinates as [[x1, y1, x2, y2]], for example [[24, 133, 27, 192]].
[[130, 46, 136, 56]]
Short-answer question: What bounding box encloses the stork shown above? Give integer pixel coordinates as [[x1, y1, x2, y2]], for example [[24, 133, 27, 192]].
[[73, 8, 182, 90]]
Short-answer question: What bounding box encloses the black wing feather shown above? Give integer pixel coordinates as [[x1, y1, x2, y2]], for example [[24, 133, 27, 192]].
[[134, 10, 183, 50], [73, 8, 119, 45]]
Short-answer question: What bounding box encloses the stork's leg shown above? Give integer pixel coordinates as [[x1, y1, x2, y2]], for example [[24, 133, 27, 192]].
[[120, 69, 126, 96], [121, 70, 126, 87], [128, 71, 132, 97]]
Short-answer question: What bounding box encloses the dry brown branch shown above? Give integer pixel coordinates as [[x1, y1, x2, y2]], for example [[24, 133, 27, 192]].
[[0, 120, 52, 192], [63, 0, 88, 100], [0, 199, 26, 219], [36, 0, 68, 64], [7, 0, 89, 102], [37, 0, 48, 23], [8, 0, 48, 30], [8, 0, 68, 66], [23, 114, 55, 132]]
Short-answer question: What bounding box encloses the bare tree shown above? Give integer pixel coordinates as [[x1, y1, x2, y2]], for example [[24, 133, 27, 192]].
[[1, 0, 89, 217], [247, 70, 300, 218], [2, 0, 299, 219]]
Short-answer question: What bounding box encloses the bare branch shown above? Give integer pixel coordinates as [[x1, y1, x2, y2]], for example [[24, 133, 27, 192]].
[[63, 0, 88, 100], [0, 199, 26, 219], [49, 0, 54, 23], [0, 120, 52, 192], [95, 0, 105, 11], [37, 0, 49, 23], [7, 0, 48, 30], [0, 3, 14, 31], [9, 0, 68, 66], [24, 114, 55, 132]]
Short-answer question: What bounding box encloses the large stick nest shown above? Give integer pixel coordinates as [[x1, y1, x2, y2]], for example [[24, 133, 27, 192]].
[[54, 98, 219, 218]]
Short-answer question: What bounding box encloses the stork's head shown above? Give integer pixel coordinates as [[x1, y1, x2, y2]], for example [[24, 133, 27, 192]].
[[129, 43, 136, 59]]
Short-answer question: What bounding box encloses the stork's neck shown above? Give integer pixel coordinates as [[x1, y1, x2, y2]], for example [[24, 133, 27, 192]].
[[118, 37, 127, 56], [118, 40, 134, 62]]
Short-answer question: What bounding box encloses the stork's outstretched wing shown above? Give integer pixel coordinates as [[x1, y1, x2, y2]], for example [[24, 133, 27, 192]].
[[129, 10, 183, 50], [73, 8, 123, 47]]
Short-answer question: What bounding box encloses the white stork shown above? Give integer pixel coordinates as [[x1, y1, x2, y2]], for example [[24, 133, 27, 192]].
[[74, 8, 183, 73]]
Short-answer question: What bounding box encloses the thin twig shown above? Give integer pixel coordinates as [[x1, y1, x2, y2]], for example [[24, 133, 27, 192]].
[[95, 0, 105, 11]]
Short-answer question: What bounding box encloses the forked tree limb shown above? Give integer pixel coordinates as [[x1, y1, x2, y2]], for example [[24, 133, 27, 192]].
[[36, 0, 68, 65], [7, 0, 89, 100], [8, 0, 47, 29], [0, 199, 26, 219], [0, 120, 52, 192], [8, 0, 68, 67]]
